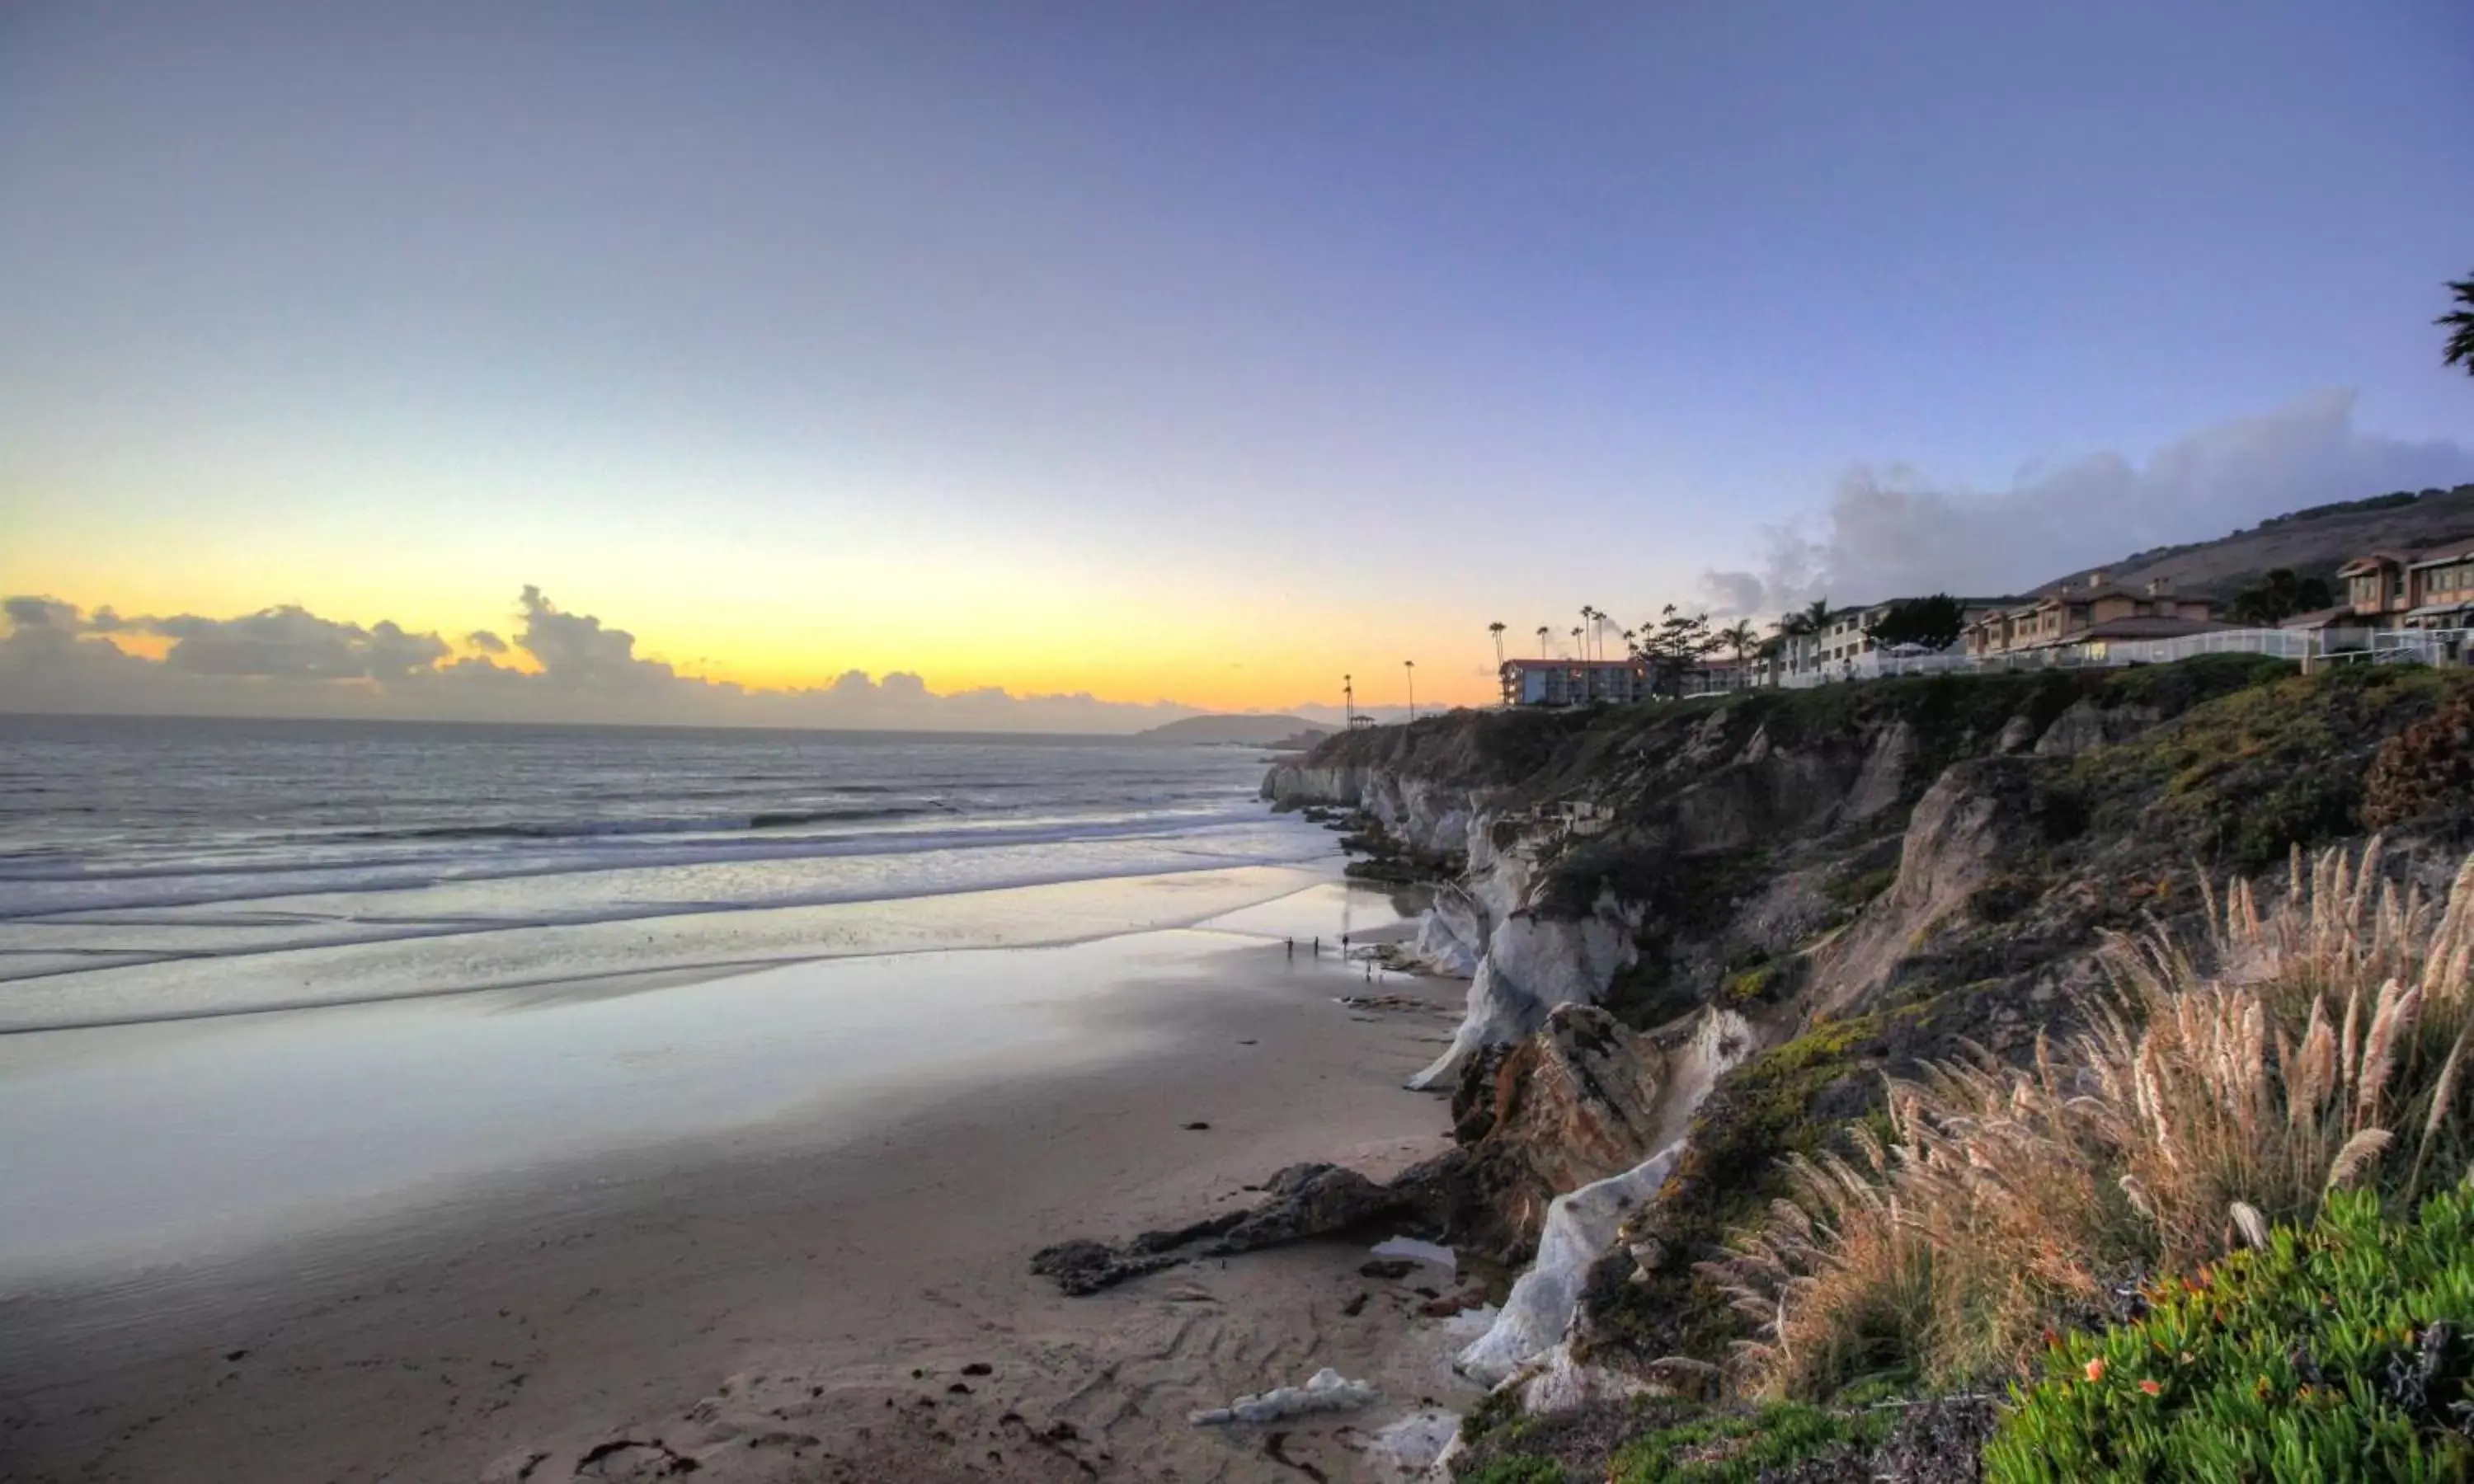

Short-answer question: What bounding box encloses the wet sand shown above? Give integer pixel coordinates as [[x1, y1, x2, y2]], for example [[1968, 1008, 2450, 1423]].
[[0, 881, 1484, 1483]]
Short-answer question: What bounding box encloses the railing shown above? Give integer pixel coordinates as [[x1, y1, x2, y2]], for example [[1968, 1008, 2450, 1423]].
[[2350, 627, 2474, 665], [1771, 627, 2457, 689]]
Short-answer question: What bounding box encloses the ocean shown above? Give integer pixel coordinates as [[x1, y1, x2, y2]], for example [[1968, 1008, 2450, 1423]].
[[0, 714, 1336, 1032]]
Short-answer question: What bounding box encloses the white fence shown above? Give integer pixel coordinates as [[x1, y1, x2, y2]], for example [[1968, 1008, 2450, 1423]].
[[1772, 627, 2468, 689]]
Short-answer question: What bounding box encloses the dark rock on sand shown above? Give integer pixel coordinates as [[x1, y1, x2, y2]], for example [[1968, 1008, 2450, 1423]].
[[572, 1437, 698, 1481], [1031, 1159, 1462, 1295]]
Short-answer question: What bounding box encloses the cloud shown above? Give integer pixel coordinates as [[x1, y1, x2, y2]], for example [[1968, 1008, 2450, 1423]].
[[513, 584, 674, 692], [144, 605, 452, 681], [0, 587, 1204, 733], [1700, 391, 2474, 616], [4, 596, 80, 631]]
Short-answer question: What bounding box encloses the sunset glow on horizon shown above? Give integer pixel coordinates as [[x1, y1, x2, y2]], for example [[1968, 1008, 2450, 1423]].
[[5, 2, 2471, 729]]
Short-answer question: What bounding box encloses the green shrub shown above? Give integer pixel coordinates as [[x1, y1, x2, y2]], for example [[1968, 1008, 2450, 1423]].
[[1460, 1459, 1569, 1484], [1826, 864, 1900, 910], [1605, 1402, 1890, 1482], [1985, 1186, 2474, 1483], [1718, 958, 1781, 1007]]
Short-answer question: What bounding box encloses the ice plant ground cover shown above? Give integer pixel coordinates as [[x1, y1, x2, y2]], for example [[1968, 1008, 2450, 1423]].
[[1984, 1186, 2474, 1483]]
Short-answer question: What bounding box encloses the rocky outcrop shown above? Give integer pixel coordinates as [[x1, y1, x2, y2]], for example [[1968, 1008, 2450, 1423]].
[[1444, 1005, 1669, 1258], [1255, 660, 2474, 1482], [2033, 697, 2161, 757], [1406, 885, 1486, 976], [1261, 763, 1479, 861], [1454, 1142, 1686, 1387], [1409, 890, 1639, 1089], [1841, 717, 1917, 822], [1452, 1007, 1756, 1383], [1807, 758, 2048, 1014]]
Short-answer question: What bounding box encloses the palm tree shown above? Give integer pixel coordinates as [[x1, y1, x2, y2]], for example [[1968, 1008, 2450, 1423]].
[[1719, 619, 1758, 689], [1720, 619, 1758, 662], [1536, 624, 1551, 659], [1403, 660, 1416, 721], [1579, 606, 1598, 663], [2444, 272, 2474, 378], [1801, 596, 1832, 635], [1489, 621, 1507, 669]]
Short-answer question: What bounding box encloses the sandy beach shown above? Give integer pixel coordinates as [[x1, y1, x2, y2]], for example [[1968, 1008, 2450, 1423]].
[[0, 874, 1487, 1484]]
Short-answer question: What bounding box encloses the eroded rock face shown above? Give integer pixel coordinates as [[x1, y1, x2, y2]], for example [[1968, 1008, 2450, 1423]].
[[1454, 1141, 1686, 1386], [1842, 718, 1918, 823], [1446, 1005, 1668, 1261], [1260, 763, 1481, 861], [1408, 897, 1639, 1091], [2033, 697, 2161, 757], [1451, 1007, 1757, 1384], [1406, 883, 1486, 976], [1809, 757, 2044, 1014]]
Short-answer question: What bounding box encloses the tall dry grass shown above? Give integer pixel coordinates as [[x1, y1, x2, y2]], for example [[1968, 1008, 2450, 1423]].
[[1711, 839, 2474, 1399]]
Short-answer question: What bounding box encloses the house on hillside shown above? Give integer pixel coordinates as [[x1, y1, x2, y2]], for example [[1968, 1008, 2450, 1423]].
[[1679, 655, 1756, 697], [1498, 657, 1653, 707], [1961, 573, 2221, 658], [1763, 596, 2010, 684], [1815, 603, 1894, 668], [2338, 551, 2415, 627], [1767, 625, 1824, 684], [2335, 543, 2474, 631], [2407, 545, 2474, 627]]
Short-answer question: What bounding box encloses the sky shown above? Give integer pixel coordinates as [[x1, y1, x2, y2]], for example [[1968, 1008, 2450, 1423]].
[[2, 1, 2472, 729]]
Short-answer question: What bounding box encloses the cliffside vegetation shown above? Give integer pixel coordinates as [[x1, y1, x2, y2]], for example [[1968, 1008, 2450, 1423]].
[[1986, 1186, 2474, 1482], [1286, 656, 2474, 1481]]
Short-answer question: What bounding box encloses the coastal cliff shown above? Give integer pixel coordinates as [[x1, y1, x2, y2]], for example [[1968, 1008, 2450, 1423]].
[[1267, 658, 2474, 1478]]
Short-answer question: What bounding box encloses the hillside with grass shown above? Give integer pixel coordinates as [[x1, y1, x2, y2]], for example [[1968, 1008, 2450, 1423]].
[[2039, 481, 2474, 600], [1272, 660, 2474, 1481]]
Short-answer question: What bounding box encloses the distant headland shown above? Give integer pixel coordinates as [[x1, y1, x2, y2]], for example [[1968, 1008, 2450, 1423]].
[[1134, 714, 1333, 749]]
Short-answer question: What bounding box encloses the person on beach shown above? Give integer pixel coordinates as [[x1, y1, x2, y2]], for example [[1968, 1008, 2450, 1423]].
[[1286, 937, 1294, 958]]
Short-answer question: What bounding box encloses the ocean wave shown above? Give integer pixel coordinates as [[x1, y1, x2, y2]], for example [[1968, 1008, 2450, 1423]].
[[0, 808, 1290, 918], [318, 803, 948, 843], [0, 837, 1345, 1029]]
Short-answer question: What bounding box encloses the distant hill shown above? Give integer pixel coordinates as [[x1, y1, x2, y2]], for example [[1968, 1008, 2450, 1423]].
[[2034, 482, 2474, 600], [1136, 714, 1332, 747]]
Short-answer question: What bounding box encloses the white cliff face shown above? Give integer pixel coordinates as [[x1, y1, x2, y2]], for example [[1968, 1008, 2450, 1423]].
[[1407, 883, 1486, 977], [1390, 790, 1649, 1092], [1263, 759, 1646, 1092], [1260, 763, 1476, 858], [1454, 1141, 1683, 1387], [1407, 890, 1640, 1091], [1261, 763, 1369, 811]]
